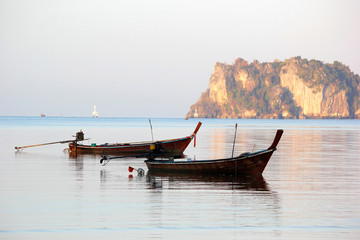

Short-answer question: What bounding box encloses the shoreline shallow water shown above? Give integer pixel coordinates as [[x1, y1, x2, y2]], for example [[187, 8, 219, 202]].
[[0, 117, 359, 239]]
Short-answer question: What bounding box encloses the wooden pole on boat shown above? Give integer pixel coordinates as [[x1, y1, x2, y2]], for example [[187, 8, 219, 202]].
[[14, 130, 89, 151], [15, 139, 78, 150], [149, 119, 154, 141], [74, 140, 77, 158], [231, 123, 238, 158]]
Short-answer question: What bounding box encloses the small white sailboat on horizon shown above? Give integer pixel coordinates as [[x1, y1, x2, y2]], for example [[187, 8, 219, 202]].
[[92, 105, 98, 118]]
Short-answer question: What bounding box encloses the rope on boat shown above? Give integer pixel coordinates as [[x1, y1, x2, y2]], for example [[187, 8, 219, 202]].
[[63, 148, 70, 153], [100, 155, 111, 166]]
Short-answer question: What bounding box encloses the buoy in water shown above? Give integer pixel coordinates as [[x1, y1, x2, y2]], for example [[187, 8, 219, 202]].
[[128, 166, 145, 176]]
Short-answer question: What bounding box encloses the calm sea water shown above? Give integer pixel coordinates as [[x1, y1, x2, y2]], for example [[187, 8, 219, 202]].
[[0, 117, 359, 239]]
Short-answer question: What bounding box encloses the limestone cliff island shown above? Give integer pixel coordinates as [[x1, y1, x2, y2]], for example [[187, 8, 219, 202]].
[[186, 57, 360, 119]]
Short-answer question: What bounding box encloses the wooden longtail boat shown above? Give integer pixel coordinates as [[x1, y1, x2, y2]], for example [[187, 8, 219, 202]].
[[69, 122, 202, 155], [145, 129, 283, 175]]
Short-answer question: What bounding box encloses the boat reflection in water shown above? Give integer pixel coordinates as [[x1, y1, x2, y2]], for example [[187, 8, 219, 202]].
[[146, 171, 269, 191]]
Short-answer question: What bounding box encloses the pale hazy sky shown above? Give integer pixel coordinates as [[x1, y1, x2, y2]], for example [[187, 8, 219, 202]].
[[1, 0, 359, 117]]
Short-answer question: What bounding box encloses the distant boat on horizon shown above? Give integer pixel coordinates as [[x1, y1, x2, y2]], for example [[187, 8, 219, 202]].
[[92, 106, 98, 118], [40, 113, 45, 117]]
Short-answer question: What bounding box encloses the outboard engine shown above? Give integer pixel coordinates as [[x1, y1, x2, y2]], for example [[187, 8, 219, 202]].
[[75, 130, 84, 141], [147, 141, 164, 160], [154, 141, 164, 154]]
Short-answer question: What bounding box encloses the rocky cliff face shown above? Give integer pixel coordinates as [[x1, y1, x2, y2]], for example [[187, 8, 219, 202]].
[[209, 63, 229, 105], [186, 57, 360, 119]]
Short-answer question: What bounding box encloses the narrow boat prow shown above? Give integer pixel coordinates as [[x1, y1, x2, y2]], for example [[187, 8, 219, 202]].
[[268, 129, 284, 150], [193, 122, 202, 135]]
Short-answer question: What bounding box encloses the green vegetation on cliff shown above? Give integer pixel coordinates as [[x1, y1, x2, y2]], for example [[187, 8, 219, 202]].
[[186, 57, 360, 119]]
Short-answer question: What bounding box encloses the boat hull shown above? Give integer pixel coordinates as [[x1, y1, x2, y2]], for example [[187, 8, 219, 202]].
[[145, 148, 276, 175], [145, 129, 284, 175], [69, 122, 202, 155], [69, 136, 193, 155]]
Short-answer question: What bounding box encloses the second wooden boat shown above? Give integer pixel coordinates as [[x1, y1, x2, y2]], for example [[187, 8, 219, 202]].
[[69, 122, 202, 155], [145, 129, 283, 175]]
